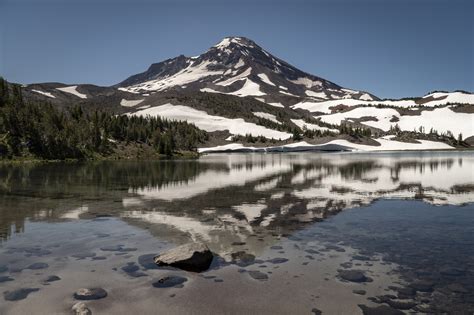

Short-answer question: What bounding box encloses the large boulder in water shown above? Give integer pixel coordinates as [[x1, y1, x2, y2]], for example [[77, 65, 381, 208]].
[[154, 242, 213, 272]]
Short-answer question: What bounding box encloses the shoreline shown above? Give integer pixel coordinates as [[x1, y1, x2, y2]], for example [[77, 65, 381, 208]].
[[2, 148, 473, 164]]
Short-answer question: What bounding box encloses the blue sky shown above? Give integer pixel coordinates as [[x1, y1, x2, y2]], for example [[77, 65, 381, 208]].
[[0, 0, 472, 98]]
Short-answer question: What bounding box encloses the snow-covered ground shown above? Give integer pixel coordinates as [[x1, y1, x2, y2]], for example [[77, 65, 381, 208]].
[[421, 91, 474, 106], [318, 106, 474, 137], [253, 112, 281, 124], [394, 107, 474, 137], [293, 99, 417, 112], [123, 60, 225, 93], [359, 93, 374, 101], [198, 137, 453, 153], [128, 103, 292, 140], [257, 73, 276, 86], [200, 87, 220, 93], [32, 89, 56, 98], [120, 99, 144, 107], [317, 107, 400, 130], [291, 119, 339, 133], [267, 102, 285, 108], [305, 91, 327, 99], [294, 91, 473, 111], [229, 79, 266, 96], [290, 77, 323, 88], [216, 67, 252, 86], [55, 86, 87, 99]]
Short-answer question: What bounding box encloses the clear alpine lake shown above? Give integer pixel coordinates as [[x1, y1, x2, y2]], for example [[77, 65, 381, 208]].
[[0, 151, 473, 314]]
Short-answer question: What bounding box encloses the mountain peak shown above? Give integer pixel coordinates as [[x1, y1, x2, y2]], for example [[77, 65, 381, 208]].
[[116, 37, 378, 103], [213, 36, 258, 50]]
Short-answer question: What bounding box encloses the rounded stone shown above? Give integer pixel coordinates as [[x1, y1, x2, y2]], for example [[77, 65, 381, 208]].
[[73, 288, 107, 300], [72, 302, 92, 315]]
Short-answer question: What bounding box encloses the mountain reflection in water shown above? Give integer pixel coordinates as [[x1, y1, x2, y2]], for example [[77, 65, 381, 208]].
[[1, 152, 474, 314], [1, 152, 473, 246]]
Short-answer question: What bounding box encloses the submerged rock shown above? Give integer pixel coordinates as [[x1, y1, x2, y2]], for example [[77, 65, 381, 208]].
[[152, 276, 188, 288], [154, 243, 213, 272], [26, 262, 49, 270], [0, 276, 14, 283], [73, 288, 107, 300], [266, 258, 289, 264], [72, 302, 92, 315], [231, 251, 256, 267], [409, 280, 435, 292], [42, 275, 61, 284], [248, 270, 269, 281], [138, 254, 160, 270], [121, 262, 147, 278], [71, 252, 97, 260], [386, 299, 417, 310], [338, 270, 371, 283], [358, 304, 404, 315], [4, 288, 40, 301]]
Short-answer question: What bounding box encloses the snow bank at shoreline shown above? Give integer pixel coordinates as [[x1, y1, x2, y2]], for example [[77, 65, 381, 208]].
[[198, 138, 454, 153]]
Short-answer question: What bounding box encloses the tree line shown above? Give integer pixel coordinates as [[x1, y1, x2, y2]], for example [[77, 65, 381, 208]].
[[0, 78, 207, 160]]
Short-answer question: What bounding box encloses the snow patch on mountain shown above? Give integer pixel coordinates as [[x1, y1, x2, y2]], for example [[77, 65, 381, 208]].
[[200, 87, 220, 93], [56, 86, 87, 99], [253, 112, 281, 124], [305, 90, 327, 99], [290, 77, 322, 88], [268, 102, 285, 108], [394, 107, 474, 137], [234, 58, 245, 68], [291, 119, 339, 133], [341, 88, 358, 94], [292, 101, 339, 114], [319, 107, 400, 131], [318, 106, 474, 137], [125, 60, 224, 93], [229, 79, 266, 96], [215, 67, 252, 86], [32, 89, 56, 98], [295, 98, 417, 111], [296, 92, 474, 111], [360, 93, 374, 101], [421, 91, 474, 106], [128, 103, 291, 139], [120, 99, 144, 107], [257, 73, 276, 86], [280, 90, 299, 97]]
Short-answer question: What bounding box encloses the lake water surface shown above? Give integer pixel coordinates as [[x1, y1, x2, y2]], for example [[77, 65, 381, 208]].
[[1, 152, 473, 314]]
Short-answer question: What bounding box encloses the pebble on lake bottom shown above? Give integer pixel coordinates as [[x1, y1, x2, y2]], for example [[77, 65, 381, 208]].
[[152, 276, 188, 288], [73, 288, 108, 300], [4, 288, 40, 301], [72, 302, 92, 315]]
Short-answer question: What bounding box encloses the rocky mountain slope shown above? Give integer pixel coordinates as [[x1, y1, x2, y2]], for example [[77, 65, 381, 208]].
[[116, 37, 378, 105]]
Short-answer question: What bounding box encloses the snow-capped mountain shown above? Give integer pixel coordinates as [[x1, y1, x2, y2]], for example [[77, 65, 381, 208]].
[[20, 36, 474, 149], [116, 36, 378, 105]]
